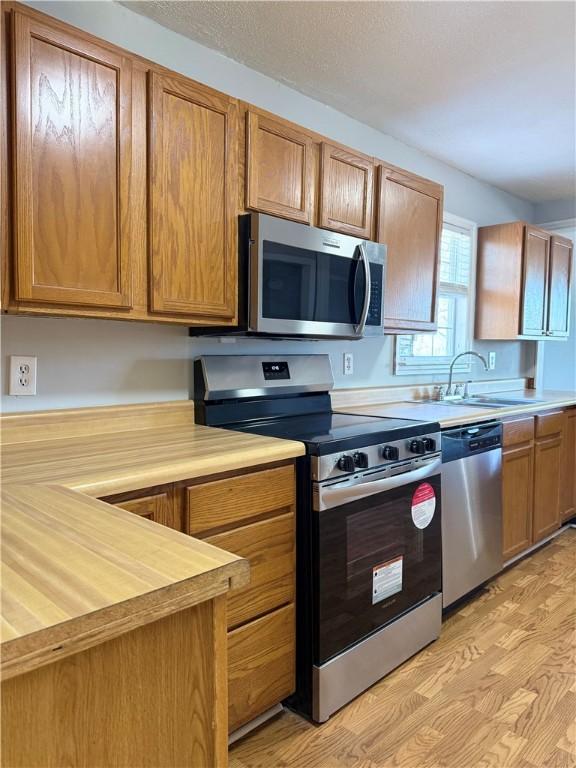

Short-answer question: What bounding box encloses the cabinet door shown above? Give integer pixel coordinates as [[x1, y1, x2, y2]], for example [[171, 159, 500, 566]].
[[560, 408, 576, 522], [502, 444, 533, 560], [246, 111, 314, 224], [12, 11, 133, 308], [533, 435, 562, 542], [520, 226, 550, 336], [377, 167, 443, 331], [319, 143, 374, 238], [547, 235, 573, 337], [148, 72, 237, 320], [228, 603, 295, 732]]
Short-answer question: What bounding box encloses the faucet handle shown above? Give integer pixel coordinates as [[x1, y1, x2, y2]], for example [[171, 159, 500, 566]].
[[464, 380, 472, 398], [454, 383, 464, 397]]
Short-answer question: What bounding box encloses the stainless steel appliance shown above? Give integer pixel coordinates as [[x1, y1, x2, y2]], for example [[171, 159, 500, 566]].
[[191, 213, 386, 340], [441, 422, 503, 608], [194, 354, 442, 723]]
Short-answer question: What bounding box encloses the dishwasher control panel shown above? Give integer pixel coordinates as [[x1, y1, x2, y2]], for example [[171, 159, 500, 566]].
[[441, 421, 502, 464]]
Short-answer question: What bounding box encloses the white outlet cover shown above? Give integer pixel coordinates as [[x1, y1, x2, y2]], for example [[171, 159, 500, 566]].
[[488, 352, 496, 370], [343, 352, 354, 375], [9, 356, 37, 395]]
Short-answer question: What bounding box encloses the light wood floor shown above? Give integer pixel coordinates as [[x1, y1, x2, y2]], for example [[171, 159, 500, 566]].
[[230, 529, 576, 768]]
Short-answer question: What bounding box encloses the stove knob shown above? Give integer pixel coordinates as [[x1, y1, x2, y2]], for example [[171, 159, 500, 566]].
[[337, 455, 355, 473], [409, 439, 426, 455], [353, 452, 369, 469], [381, 445, 399, 461], [422, 437, 437, 452]]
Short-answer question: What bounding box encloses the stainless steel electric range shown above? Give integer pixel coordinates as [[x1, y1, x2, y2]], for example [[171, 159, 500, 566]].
[[193, 354, 442, 723]]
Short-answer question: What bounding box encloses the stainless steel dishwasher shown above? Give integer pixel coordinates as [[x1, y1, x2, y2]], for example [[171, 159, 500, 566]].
[[441, 421, 503, 608]]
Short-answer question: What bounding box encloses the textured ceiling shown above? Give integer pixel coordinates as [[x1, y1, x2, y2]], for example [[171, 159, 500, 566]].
[[121, 1, 576, 203]]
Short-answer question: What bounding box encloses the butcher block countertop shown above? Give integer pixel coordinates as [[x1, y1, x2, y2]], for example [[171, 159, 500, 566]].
[[1, 401, 304, 680], [1, 421, 305, 498], [336, 390, 576, 428]]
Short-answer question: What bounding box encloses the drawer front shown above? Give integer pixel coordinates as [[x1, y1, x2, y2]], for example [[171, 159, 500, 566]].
[[186, 465, 294, 535], [535, 411, 564, 439], [503, 417, 534, 447], [112, 491, 180, 529], [206, 513, 295, 629], [228, 603, 295, 732]]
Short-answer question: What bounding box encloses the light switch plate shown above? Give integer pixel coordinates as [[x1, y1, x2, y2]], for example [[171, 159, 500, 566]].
[[488, 352, 496, 370], [9, 356, 37, 395]]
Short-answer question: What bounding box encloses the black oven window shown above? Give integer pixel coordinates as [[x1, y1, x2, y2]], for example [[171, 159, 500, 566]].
[[261, 241, 366, 324]]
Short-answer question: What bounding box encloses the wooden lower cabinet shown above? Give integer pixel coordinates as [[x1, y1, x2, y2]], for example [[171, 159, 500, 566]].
[[2, 598, 228, 768], [502, 411, 566, 560], [185, 462, 297, 732], [228, 603, 295, 732], [502, 442, 534, 560], [560, 408, 576, 521], [532, 434, 562, 542]]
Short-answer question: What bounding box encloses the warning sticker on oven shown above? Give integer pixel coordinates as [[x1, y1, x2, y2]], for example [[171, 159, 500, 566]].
[[411, 482, 436, 529], [372, 556, 403, 605]]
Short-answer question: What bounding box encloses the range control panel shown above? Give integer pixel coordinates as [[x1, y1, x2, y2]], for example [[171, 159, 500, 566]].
[[312, 431, 442, 481]]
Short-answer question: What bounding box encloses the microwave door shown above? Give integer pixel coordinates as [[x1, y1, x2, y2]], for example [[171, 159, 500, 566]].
[[256, 241, 363, 338]]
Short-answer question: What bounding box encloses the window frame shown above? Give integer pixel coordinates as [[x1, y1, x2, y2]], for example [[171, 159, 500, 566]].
[[394, 212, 478, 376]]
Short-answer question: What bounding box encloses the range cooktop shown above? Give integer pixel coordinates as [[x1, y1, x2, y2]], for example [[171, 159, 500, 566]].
[[224, 410, 439, 455]]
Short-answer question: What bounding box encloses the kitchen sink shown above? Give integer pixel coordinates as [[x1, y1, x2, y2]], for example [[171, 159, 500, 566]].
[[408, 395, 546, 409]]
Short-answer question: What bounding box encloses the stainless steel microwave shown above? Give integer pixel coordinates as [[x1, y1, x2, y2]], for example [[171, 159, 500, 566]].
[[189, 213, 387, 340], [249, 214, 386, 339]]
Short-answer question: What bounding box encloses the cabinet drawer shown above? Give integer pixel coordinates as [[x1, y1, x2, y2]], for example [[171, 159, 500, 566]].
[[503, 417, 534, 447], [206, 513, 295, 629], [228, 603, 295, 732], [535, 411, 564, 439], [108, 490, 180, 530], [186, 465, 294, 535]]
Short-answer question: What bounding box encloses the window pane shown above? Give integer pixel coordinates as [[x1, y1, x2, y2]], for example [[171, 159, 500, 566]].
[[413, 335, 434, 356], [439, 227, 471, 286]]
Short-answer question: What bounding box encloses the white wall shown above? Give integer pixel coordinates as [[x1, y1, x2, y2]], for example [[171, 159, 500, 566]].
[[537, 222, 576, 391], [2, 1, 538, 413]]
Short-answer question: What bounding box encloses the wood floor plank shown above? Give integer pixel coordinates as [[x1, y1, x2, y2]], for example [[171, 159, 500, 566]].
[[231, 529, 576, 768]]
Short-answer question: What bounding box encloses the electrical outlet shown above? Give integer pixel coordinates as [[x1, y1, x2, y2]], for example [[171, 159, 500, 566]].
[[343, 352, 354, 376], [488, 352, 496, 370], [9, 356, 37, 395]]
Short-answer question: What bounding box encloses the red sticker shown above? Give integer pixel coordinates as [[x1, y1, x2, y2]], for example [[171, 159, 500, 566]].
[[411, 482, 436, 529]]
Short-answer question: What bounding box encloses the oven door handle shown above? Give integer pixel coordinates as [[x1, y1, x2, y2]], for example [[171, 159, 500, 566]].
[[354, 243, 371, 337], [315, 457, 442, 511]]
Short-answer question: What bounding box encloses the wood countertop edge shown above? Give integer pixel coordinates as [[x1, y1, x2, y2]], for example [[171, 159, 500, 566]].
[[1, 554, 250, 681]]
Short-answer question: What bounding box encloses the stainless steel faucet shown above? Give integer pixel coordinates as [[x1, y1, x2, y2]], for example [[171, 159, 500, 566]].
[[446, 351, 489, 397]]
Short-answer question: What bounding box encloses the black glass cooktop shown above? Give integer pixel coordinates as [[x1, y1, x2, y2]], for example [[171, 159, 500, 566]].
[[224, 411, 439, 455]]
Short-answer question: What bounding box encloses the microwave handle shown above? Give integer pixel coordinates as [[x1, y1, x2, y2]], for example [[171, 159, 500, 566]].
[[354, 243, 371, 336]]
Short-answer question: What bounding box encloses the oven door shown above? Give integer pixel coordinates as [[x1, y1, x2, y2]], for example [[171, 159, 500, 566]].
[[249, 213, 385, 338], [314, 457, 442, 665]]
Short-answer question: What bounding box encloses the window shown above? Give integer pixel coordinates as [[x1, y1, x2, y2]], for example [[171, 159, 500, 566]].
[[395, 213, 477, 375]]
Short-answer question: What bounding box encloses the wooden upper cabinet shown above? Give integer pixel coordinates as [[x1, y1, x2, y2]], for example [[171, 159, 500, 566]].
[[148, 71, 238, 321], [476, 222, 572, 340], [377, 166, 443, 332], [547, 235, 572, 337], [319, 143, 374, 238], [246, 111, 314, 224], [11, 10, 133, 309], [521, 226, 550, 337]]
